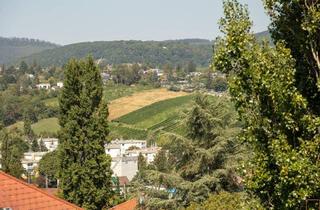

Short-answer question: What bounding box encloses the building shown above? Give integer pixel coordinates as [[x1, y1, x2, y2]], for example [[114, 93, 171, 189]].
[[126, 147, 161, 163], [57, 82, 64, 88], [105, 139, 147, 157], [106, 143, 121, 158], [22, 152, 48, 173], [39, 137, 59, 152], [36, 83, 51, 90], [111, 156, 138, 181], [0, 171, 82, 209]]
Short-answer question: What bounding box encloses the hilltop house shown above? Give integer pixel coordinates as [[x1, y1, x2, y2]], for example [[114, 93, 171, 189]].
[[126, 147, 161, 164], [36, 83, 51, 90], [38, 137, 59, 152], [105, 139, 147, 157]]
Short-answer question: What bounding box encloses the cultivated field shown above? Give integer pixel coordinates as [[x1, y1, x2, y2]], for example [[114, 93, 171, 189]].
[[108, 88, 188, 120]]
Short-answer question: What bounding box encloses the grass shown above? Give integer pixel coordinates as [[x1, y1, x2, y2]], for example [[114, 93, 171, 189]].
[[103, 84, 154, 101], [108, 88, 188, 120], [43, 97, 59, 107], [42, 84, 154, 107], [31, 117, 60, 135], [109, 122, 148, 140], [116, 94, 194, 130], [7, 117, 60, 135]]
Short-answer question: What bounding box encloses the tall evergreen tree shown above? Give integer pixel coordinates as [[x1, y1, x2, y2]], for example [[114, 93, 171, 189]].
[[58, 57, 112, 210], [0, 127, 28, 178]]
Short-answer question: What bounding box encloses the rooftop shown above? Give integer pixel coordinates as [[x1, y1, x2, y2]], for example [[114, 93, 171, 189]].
[[110, 198, 137, 210], [0, 171, 82, 210]]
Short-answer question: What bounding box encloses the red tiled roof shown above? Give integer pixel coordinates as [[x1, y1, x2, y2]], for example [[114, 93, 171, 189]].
[[110, 198, 138, 210], [0, 171, 83, 210]]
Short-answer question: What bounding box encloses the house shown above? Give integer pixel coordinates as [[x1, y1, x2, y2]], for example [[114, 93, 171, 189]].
[[22, 152, 48, 173], [111, 156, 138, 181], [36, 83, 51, 90], [106, 143, 121, 158], [39, 137, 59, 152], [57, 82, 64, 88], [126, 147, 161, 164], [105, 139, 147, 157], [0, 171, 83, 209]]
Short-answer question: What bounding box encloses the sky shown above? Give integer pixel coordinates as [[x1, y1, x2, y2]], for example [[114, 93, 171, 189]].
[[0, 0, 270, 45]]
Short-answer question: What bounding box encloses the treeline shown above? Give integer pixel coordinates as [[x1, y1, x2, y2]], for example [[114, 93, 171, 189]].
[[0, 37, 59, 47], [0, 37, 59, 64], [17, 39, 213, 67]]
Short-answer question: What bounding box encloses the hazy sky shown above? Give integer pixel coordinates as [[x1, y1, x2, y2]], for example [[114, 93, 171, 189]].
[[0, 0, 270, 45]]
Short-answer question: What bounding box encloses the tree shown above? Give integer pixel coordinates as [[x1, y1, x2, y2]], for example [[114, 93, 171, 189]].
[[138, 152, 147, 172], [19, 61, 28, 74], [153, 150, 168, 172], [136, 94, 243, 208], [38, 151, 59, 187], [31, 138, 39, 152], [39, 139, 48, 152], [0, 127, 28, 178], [214, 0, 320, 208], [58, 57, 113, 210], [186, 61, 196, 73], [23, 118, 34, 141], [264, 0, 320, 114]]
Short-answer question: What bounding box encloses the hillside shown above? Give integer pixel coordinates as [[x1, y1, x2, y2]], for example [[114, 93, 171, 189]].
[[18, 39, 213, 67], [108, 88, 188, 120], [0, 37, 59, 64]]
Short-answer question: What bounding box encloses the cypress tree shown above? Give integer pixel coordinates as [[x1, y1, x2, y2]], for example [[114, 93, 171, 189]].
[[58, 57, 112, 210]]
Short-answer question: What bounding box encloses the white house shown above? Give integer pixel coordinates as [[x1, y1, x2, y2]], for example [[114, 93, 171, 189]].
[[126, 147, 161, 164], [57, 82, 63, 88], [22, 152, 48, 173], [105, 143, 121, 158], [36, 83, 51, 90], [111, 156, 138, 181], [106, 139, 147, 157], [38, 138, 59, 152]]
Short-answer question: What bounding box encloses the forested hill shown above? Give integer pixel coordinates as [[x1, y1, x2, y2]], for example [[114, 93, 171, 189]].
[[6, 31, 270, 67], [17, 39, 213, 67], [0, 37, 59, 64]]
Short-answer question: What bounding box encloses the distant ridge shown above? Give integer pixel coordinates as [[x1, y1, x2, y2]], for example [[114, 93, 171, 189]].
[[15, 39, 213, 67], [2, 31, 270, 67], [0, 37, 60, 64]]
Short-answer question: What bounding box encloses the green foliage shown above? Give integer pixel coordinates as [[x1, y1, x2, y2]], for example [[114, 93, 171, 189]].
[[214, 0, 320, 208], [153, 150, 168, 172], [187, 192, 263, 210], [19, 39, 213, 67], [0, 128, 28, 178], [117, 95, 194, 129], [58, 56, 113, 210], [108, 123, 148, 140], [31, 138, 39, 152], [135, 94, 243, 208], [38, 151, 59, 179], [264, 0, 320, 114]]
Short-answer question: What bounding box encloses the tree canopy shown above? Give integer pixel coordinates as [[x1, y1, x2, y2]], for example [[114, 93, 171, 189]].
[[214, 0, 320, 208], [58, 56, 113, 210]]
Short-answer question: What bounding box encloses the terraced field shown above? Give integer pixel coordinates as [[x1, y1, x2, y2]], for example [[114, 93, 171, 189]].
[[108, 88, 188, 120], [115, 94, 194, 132]]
